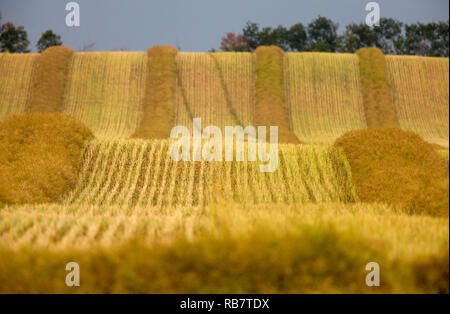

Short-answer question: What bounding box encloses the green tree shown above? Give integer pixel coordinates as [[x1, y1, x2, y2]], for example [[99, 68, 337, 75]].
[[242, 21, 261, 50], [307, 16, 338, 52], [338, 23, 378, 52], [374, 18, 403, 54], [0, 21, 30, 53], [287, 23, 308, 51], [37, 30, 62, 52]]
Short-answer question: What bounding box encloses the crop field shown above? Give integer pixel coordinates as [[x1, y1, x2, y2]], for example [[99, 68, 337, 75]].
[[62, 140, 357, 208], [175, 52, 255, 130], [386, 56, 450, 147], [0, 49, 448, 293], [285, 53, 367, 144], [0, 53, 39, 119], [63, 52, 147, 139]]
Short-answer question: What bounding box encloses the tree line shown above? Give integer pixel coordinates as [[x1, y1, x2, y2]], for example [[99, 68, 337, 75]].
[[0, 11, 62, 53], [220, 16, 449, 57]]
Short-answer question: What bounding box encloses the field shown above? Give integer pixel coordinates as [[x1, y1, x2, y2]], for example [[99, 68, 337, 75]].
[[0, 53, 38, 119], [386, 55, 450, 148], [0, 48, 449, 293], [176, 52, 255, 130], [285, 53, 367, 144], [63, 52, 147, 139]]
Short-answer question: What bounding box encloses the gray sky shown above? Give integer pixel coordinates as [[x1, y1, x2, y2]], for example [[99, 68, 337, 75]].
[[0, 0, 448, 52]]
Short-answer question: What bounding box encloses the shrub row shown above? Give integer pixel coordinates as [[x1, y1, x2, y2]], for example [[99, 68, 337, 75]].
[[29, 46, 75, 113], [356, 47, 398, 129], [255, 46, 299, 144], [132, 46, 178, 139]]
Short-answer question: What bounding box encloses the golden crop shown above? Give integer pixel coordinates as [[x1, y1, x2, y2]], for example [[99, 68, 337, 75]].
[[62, 139, 357, 208], [386, 55, 449, 148], [285, 52, 367, 144], [0, 53, 39, 120], [63, 52, 147, 139], [176, 52, 255, 131]]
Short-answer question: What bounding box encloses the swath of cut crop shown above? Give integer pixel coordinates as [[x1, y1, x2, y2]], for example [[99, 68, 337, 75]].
[[0, 53, 39, 120], [63, 139, 357, 208], [176, 52, 255, 131], [386, 55, 449, 148], [63, 52, 147, 139], [132, 46, 178, 139], [285, 53, 367, 144], [29, 46, 74, 113], [356, 47, 398, 129], [254, 46, 299, 144]]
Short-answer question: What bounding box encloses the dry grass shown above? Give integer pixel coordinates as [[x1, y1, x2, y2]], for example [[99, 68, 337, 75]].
[[386, 55, 449, 148], [29, 46, 74, 113], [132, 46, 178, 139], [176, 52, 255, 130], [335, 128, 449, 217], [255, 46, 299, 144], [285, 52, 367, 144], [0, 202, 448, 293], [62, 139, 357, 208], [62, 52, 147, 139], [356, 48, 398, 129], [0, 53, 39, 120], [0, 114, 93, 206]]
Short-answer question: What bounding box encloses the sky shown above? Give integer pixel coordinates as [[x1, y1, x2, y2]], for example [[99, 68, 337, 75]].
[[0, 0, 449, 52]]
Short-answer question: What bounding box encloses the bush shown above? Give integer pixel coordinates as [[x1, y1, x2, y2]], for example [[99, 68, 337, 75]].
[[29, 46, 74, 113], [0, 114, 94, 205], [356, 47, 398, 129], [335, 128, 449, 216], [255, 46, 299, 144], [132, 46, 178, 139]]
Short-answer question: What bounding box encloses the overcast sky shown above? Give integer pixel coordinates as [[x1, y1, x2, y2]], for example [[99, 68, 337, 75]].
[[0, 0, 448, 52]]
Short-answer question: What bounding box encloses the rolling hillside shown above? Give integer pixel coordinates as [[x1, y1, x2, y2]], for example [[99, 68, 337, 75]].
[[0, 48, 448, 293]]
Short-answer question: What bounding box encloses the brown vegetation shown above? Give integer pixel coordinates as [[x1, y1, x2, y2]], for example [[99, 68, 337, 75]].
[[356, 48, 398, 129], [132, 46, 178, 139], [255, 46, 299, 143], [29, 46, 75, 113]]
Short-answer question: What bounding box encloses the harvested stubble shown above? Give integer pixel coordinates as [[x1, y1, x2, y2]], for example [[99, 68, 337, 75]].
[[29, 46, 74, 113], [62, 139, 358, 208], [386, 55, 449, 148], [285, 52, 367, 144], [62, 52, 147, 139], [356, 47, 398, 129], [0, 202, 448, 293], [132, 46, 178, 139], [0, 53, 39, 120], [255, 46, 299, 144], [176, 52, 255, 130]]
